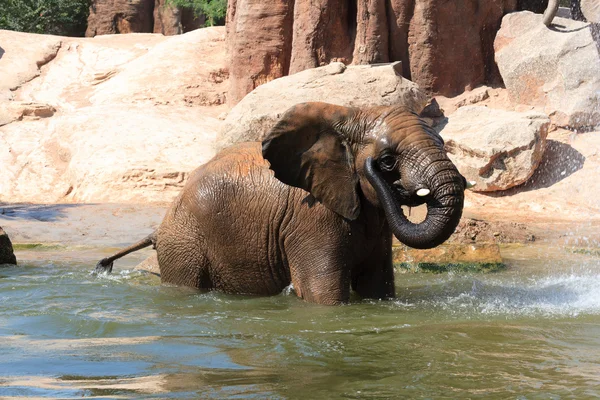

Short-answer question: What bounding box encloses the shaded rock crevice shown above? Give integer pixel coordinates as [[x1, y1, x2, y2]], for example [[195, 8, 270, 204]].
[[86, 0, 204, 37], [0, 227, 17, 266]]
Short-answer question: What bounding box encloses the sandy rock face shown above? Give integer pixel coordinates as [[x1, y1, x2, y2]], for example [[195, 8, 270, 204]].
[[439, 106, 550, 192], [4, 32, 166, 111], [0, 28, 227, 204], [226, 0, 517, 104], [495, 11, 600, 130], [581, 0, 600, 22], [88, 27, 228, 107], [0, 227, 17, 266], [9, 28, 227, 111], [220, 62, 428, 148], [0, 105, 219, 203], [0, 30, 62, 102]]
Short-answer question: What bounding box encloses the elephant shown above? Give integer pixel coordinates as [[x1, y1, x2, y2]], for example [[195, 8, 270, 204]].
[[543, 0, 600, 26], [95, 102, 467, 305]]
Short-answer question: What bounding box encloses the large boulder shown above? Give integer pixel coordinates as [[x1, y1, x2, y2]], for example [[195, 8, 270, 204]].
[[495, 11, 600, 129], [219, 62, 429, 148], [9, 28, 227, 110], [439, 106, 550, 192], [0, 30, 62, 102], [88, 27, 228, 107], [0, 105, 219, 204], [0, 28, 228, 204], [2, 31, 166, 112], [226, 0, 517, 104], [0, 227, 17, 266]]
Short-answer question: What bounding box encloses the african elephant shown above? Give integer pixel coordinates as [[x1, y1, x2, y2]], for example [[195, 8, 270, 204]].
[[95, 102, 466, 305], [543, 0, 600, 26]]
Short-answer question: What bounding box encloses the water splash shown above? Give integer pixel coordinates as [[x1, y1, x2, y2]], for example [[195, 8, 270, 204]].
[[397, 272, 600, 318]]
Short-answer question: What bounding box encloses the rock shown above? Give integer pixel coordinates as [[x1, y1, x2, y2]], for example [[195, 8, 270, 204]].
[[0, 28, 228, 204], [392, 243, 504, 273], [10, 28, 227, 111], [153, 0, 206, 35], [0, 102, 56, 127], [287, 0, 355, 74], [0, 30, 62, 100], [495, 11, 600, 130], [454, 87, 491, 109], [225, 0, 295, 105], [0, 105, 220, 204], [153, 0, 183, 35], [406, 0, 517, 96], [439, 106, 550, 192], [0, 227, 17, 266], [10, 33, 166, 110], [89, 27, 228, 107], [86, 0, 155, 36], [226, 0, 517, 104], [219, 62, 429, 147], [449, 218, 533, 244], [582, 1, 600, 22], [434, 86, 498, 119]]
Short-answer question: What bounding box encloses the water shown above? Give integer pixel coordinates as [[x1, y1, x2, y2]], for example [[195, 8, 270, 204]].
[[1, 246, 600, 399]]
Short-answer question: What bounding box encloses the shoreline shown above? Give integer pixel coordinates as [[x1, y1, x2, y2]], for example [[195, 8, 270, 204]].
[[2, 202, 599, 274]]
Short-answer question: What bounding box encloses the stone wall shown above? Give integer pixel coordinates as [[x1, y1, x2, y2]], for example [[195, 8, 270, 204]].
[[86, 0, 204, 37], [226, 0, 518, 104]]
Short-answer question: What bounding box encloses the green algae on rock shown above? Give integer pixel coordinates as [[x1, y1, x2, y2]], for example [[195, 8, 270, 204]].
[[392, 243, 505, 273]]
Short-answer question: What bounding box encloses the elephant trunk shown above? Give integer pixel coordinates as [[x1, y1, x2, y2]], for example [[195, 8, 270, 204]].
[[543, 0, 560, 26], [364, 157, 464, 250]]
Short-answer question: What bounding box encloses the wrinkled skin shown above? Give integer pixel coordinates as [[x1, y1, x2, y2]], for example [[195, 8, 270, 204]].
[[97, 102, 466, 305]]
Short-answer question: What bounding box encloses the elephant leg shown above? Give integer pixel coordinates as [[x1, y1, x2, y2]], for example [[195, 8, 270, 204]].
[[351, 233, 395, 300], [286, 245, 351, 305], [158, 245, 211, 289], [156, 228, 212, 289]]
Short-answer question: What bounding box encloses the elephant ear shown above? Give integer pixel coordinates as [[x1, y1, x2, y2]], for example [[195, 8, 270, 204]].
[[262, 102, 361, 220]]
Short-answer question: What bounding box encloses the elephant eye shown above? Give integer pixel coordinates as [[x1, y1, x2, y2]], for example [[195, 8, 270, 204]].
[[378, 154, 397, 171]]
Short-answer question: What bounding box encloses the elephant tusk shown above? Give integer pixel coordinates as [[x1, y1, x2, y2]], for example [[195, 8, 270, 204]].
[[466, 181, 477, 189], [416, 188, 430, 197]]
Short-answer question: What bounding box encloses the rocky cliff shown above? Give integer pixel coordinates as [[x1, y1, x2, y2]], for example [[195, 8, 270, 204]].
[[86, 0, 204, 36], [226, 0, 518, 104]]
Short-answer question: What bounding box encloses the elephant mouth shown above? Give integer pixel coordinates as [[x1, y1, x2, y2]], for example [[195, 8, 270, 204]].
[[392, 185, 428, 208]]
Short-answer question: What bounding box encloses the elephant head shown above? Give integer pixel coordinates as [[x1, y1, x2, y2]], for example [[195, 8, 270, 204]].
[[261, 102, 465, 250]]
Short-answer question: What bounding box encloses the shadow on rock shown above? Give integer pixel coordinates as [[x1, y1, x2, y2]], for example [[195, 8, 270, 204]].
[[0, 203, 85, 222], [549, 23, 590, 33], [483, 140, 585, 197]]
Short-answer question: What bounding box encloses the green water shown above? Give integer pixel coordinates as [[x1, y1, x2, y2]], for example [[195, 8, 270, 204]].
[[1, 246, 600, 399]]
